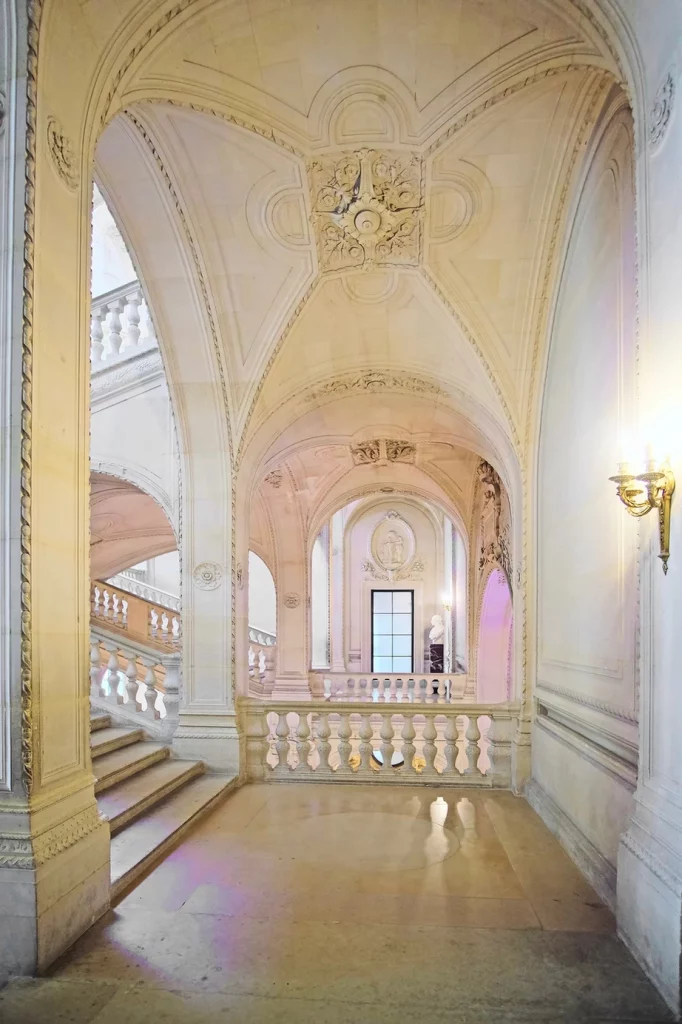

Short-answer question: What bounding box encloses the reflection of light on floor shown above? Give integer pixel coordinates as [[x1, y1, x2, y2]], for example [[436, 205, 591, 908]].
[[456, 796, 477, 838], [425, 796, 451, 860]]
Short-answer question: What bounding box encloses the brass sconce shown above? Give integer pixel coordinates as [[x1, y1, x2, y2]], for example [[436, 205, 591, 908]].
[[609, 459, 675, 573]]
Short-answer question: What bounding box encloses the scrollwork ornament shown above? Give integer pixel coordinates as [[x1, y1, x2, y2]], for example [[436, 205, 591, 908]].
[[192, 562, 223, 591], [649, 71, 675, 149], [46, 115, 78, 191]]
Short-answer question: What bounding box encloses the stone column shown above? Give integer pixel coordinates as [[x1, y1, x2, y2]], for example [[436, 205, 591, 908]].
[[0, 5, 109, 981], [269, 483, 310, 698]]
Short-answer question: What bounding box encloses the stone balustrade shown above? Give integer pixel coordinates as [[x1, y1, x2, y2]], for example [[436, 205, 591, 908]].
[[90, 281, 157, 366], [90, 632, 180, 740], [248, 626, 276, 647], [106, 571, 181, 613], [249, 644, 276, 697], [239, 697, 519, 787], [310, 671, 469, 702], [91, 580, 181, 649]]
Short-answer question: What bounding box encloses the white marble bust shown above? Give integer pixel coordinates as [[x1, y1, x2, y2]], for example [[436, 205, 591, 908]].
[[429, 614, 444, 643]]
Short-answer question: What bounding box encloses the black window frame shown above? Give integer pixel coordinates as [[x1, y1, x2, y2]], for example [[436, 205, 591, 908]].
[[370, 588, 415, 673]]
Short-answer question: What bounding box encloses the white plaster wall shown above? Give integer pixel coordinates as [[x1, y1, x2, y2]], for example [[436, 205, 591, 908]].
[[345, 499, 442, 672], [145, 551, 180, 596], [248, 550, 276, 636], [90, 377, 178, 525], [533, 100, 637, 895], [91, 185, 136, 297]]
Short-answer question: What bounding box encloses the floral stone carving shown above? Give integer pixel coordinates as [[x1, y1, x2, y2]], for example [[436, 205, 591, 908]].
[[46, 116, 78, 191], [650, 71, 675, 148], [308, 148, 423, 272], [192, 562, 223, 590], [283, 592, 300, 609]]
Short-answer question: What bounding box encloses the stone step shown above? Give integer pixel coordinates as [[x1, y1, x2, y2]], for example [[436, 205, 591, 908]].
[[94, 742, 169, 795], [90, 714, 111, 733], [110, 774, 238, 899], [97, 758, 206, 835], [90, 726, 145, 759]]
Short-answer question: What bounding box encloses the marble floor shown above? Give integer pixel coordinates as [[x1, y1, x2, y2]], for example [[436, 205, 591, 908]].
[[0, 783, 674, 1023]]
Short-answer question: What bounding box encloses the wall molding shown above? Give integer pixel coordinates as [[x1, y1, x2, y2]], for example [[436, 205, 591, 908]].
[[536, 678, 637, 725], [526, 777, 617, 910]]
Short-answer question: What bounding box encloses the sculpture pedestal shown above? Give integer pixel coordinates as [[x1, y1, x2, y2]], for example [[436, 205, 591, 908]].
[[429, 643, 444, 673]]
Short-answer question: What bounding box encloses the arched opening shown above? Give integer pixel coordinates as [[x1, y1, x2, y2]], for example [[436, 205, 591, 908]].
[[90, 471, 177, 580], [476, 568, 512, 703], [248, 550, 276, 639]]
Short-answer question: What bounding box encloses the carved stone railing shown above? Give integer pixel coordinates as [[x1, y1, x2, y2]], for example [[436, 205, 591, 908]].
[[90, 629, 180, 741], [309, 672, 469, 702], [91, 580, 181, 649], [248, 626, 276, 646], [249, 644, 276, 697], [90, 281, 157, 367], [239, 698, 519, 787], [106, 571, 181, 613]]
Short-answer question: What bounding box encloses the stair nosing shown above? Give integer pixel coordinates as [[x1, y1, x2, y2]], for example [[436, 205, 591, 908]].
[[91, 727, 146, 759], [106, 760, 206, 835], [94, 745, 170, 794], [110, 776, 239, 900]]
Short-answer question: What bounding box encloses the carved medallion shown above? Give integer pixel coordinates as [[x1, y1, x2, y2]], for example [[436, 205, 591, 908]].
[[650, 71, 675, 148], [309, 148, 423, 273], [192, 562, 222, 590], [46, 116, 78, 191], [283, 592, 300, 609]]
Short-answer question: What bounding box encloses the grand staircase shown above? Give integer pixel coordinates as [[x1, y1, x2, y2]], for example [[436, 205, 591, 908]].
[[90, 714, 236, 898]]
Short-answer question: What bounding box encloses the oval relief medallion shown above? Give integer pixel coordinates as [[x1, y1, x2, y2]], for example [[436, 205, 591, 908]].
[[371, 511, 415, 572]]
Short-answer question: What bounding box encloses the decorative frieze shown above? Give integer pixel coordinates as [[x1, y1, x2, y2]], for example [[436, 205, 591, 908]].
[[349, 438, 416, 466], [309, 148, 423, 273], [307, 369, 445, 403]]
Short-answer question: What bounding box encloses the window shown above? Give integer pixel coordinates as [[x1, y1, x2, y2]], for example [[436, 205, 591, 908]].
[[371, 590, 414, 673]]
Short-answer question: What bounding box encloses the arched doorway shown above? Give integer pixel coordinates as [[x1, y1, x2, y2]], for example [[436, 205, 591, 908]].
[[476, 568, 512, 703]]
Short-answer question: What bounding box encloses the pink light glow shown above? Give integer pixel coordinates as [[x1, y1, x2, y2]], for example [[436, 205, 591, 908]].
[[477, 569, 512, 703]]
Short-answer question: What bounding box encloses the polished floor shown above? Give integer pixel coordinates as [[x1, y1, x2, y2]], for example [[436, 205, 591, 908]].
[[0, 783, 673, 1023]]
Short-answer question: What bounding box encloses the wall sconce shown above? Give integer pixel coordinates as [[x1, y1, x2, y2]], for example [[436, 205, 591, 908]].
[[609, 457, 675, 574]]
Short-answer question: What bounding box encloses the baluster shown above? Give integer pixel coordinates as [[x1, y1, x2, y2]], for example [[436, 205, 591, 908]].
[[161, 611, 169, 640], [274, 712, 291, 774], [123, 290, 141, 349], [92, 585, 101, 616], [407, 678, 415, 703], [437, 678, 446, 701], [487, 713, 513, 785], [264, 648, 276, 695], [124, 654, 141, 709], [444, 715, 460, 775], [103, 644, 121, 703], [401, 713, 416, 773], [465, 715, 482, 776], [150, 607, 159, 639], [258, 649, 266, 679], [371, 678, 380, 702], [323, 677, 332, 699], [382, 677, 391, 701], [160, 652, 181, 738], [346, 678, 355, 701], [139, 299, 155, 345], [418, 678, 428, 702], [422, 715, 438, 777], [248, 646, 256, 677], [358, 713, 373, 773], [337, 712, 352, 774], [172, 615, 180, 642], [90, 308, 104, 364], [379, 714, 395, 773], [295, 713, 312, 773], [141, 659, 161, 721], [121, 597, 128, 627], [89, 637, 103, 699], [112, 592, 120, 624], [358, 677, 368, 701], [395, 677, 404, 702], [106, 299, 124, 355], [316, 712, 332, 773], [102, 589, 111, 620]]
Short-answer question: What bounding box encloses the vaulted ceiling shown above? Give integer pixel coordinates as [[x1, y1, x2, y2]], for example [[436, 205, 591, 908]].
[[93, 0, 625, 503]]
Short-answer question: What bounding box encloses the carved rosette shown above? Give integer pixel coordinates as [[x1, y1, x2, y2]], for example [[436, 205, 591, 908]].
[[309, 148, 423, 273], [649, 71, 675, 148], [192, 562, 223, 590], [283, 592, 300, 609]]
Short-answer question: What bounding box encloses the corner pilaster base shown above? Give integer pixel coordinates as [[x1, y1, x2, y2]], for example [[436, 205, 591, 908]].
[[618, 817, 682, 1017], [0, 799, 110, 983], [173, 712, 242, 774]]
